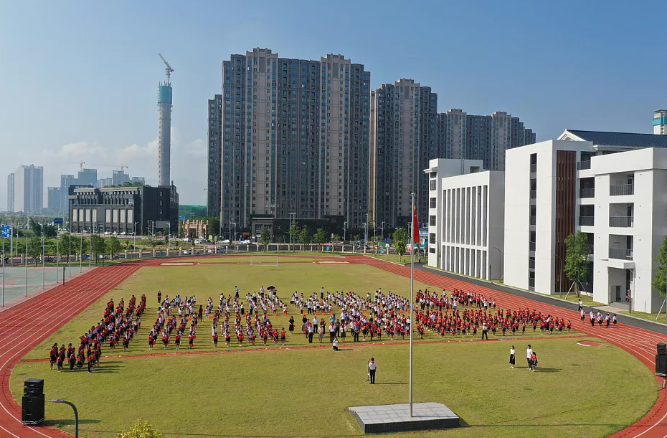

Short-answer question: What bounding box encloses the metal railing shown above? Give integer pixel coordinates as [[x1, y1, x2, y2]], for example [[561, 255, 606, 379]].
[[610, 184, 634, 196], [609, 248, 633, 260], [579, 187, 595, 198], [609, 216, 633, 227], [579, 216, 594, 226], [577, 160, 591, 170]]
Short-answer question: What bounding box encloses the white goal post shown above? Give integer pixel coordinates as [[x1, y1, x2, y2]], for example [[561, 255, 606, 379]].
[[250, 256, 279, 266]]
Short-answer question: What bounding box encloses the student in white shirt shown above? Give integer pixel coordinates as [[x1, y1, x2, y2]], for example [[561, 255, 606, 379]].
[[526, 345, 533, 370], [333, 337, 339, 351], [368, 358, 377, 384], [509, 346, 516, 368]]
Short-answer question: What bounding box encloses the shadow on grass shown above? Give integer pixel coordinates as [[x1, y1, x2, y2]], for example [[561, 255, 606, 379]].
[[45, 419, 101, 427], [534, 367, 561, 373], [374, 382, 407, 385]]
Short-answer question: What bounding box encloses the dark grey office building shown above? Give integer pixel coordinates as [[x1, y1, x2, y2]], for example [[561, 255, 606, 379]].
[[69, 185, 179, 235], [220, 48, 370, 237], [207, 94, 222, 217]]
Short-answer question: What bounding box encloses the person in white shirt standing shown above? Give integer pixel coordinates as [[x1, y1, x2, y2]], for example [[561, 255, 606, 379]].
[[333, 337, 339, 351], [368, 358, 377, 384], [526, 345, 533, 370]]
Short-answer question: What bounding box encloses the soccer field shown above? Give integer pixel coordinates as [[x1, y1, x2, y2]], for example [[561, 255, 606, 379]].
[[11, 257, 657, 437]]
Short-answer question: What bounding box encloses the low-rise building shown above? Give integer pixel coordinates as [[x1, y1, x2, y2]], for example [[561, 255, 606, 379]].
[[426, 159, 506, 280], [69, 185, 179, 236], [503, 130, 667, 313]]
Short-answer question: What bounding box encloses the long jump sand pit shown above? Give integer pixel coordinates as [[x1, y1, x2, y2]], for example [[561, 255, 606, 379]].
[[160, 262, 196, 266], [314, 260, 349, 264]]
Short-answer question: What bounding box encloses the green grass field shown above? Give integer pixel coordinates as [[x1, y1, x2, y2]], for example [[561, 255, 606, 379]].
[[11, 257, 657, 437]]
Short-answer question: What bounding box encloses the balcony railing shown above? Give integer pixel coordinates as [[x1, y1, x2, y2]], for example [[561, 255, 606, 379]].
[[579, 216, 594, 226], [610, 184, 634, 196], [609, 216, 633, 227], [530, 216, 536, 225], [530, 164, 537, 173], [529, 241, 536, 251], [530, 190, 536, 199], [579, 188, 595, 198], [609, 248, 633, 260], [577, 160, 591, 170]]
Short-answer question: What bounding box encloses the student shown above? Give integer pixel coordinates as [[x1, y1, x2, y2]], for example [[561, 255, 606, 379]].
[[531, 350, 538, 371], [368, 358, 377, 384], [526, 344, 533, 370], [509, 345, 516, 369], [481, 322, 488, 340], [333, 337, 339, 351], [578, 299, 583, 312]]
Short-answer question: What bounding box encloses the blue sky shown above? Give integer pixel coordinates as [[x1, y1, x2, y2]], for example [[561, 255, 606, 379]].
[[0, 0, 664, 207]]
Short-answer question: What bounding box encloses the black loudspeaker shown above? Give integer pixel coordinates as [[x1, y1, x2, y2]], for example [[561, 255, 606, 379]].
[[22, 394, 45, 425], [658, 343, 666, 355], [23, 378, 44, 396], [657, 355, 667, 376]]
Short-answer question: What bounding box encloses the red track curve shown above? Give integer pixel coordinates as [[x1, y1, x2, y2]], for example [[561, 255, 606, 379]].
[[0, 255, 664, 437]]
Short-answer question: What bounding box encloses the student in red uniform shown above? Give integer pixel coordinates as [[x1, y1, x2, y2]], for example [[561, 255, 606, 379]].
[[68, 350, 76, 371], [49, 344, 58, 370], [280, 328, 286, 346]]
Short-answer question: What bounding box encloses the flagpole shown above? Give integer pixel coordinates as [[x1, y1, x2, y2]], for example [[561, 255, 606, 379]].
[[409, 192, 415, 418]]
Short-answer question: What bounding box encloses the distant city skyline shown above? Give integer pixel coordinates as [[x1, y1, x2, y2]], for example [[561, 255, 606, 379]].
[[1, 0, 666, 209]]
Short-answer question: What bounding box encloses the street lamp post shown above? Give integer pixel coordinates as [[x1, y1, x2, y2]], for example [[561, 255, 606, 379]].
[[49, 400, 78, 438]]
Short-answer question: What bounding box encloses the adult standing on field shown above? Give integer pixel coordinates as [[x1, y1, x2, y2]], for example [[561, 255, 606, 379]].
[[526, 344, 533, 370], [368, 357, 377, 384]]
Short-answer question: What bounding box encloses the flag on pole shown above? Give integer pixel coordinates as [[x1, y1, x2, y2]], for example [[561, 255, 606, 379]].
[[412, 203, 419, 244]]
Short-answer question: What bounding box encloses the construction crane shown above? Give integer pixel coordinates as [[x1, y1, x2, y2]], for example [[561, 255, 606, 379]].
[[89, 163, 129, 172], [66, 161, 86, 171], [159, 53, 174, 85]]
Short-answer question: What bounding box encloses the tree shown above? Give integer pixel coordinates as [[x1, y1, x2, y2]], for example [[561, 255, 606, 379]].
[[207, 216, 220, 239], [117, 420, 163, 438], [107, 236, 122, 258], [564, 231, 591, 297], [43, 224, 57, 238], [29, 217, 42, 237], [260, 227, 272, 250], [332, 234, 341, 242], [89, 235, 106, 265], [27, 236, 41, 264], [298, 225, 310, 247], [313, 228, 327, 244], [288, 220, 300, 247], [393, 228, 409, 262], [653, 236, 667, 299]]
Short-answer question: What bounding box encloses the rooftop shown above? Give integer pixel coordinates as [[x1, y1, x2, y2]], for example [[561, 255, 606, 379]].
[[560, 129, 667, 148]]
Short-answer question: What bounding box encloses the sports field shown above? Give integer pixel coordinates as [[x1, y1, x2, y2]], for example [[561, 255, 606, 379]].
[[10, 256, 658, 438]]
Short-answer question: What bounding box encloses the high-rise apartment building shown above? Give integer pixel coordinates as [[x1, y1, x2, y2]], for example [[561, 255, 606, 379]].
[[12, 164, 43, 215], [207, 94, 222, 217], [112, 170, 130, 186], [47, 187, 62, 214], [436, 110, 535, 171], [77, 168, 97, 187], [6, 173, 14, 212], [654, 110, 667, 135], [220, 48, 370, 235], [369, 79, 437, 228]]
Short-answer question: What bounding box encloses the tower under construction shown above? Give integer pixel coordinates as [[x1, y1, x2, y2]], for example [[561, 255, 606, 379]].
[[158, 53, 173, 187]]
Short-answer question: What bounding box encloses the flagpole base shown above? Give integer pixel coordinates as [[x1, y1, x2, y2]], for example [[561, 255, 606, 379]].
[[349, 403, 460, 434]]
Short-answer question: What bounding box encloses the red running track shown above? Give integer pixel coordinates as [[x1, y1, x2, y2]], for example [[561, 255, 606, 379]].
[[0, 255, 666, 437], [0, 262, 143, 438], [349, 256, 667, 438]]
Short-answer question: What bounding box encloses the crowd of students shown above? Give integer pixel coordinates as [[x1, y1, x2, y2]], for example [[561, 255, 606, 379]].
[[49, 294, 146, 372], [50, 284, 609, 371]]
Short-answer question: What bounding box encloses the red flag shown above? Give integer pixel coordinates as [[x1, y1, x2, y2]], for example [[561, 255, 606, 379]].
[[412, 202, 419, 243]]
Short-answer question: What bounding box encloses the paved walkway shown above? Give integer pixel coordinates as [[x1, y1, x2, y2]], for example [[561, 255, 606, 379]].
[[1, 255, 666, 437]]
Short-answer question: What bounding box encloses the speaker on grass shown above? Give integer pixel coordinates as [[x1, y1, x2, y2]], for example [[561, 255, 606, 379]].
[[23, 378, 44, 396], [658, 343, 666, 355], [22, 394, 45, 424]]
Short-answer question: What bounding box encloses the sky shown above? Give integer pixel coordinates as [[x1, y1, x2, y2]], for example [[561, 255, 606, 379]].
[[1, 0, 665, 209]]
